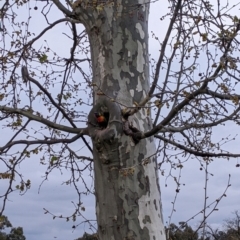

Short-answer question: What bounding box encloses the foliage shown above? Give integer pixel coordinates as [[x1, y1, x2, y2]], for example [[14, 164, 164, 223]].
[[205, 211, 240, 240], [75, 232, 98, 240], [0, 216, 12, 230], [167, 223, 198, 240], [167, 211, 240, 240], [0, 216, 26, 240]]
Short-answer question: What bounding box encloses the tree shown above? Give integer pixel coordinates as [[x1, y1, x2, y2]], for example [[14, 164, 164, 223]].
[[0, 0, 240, 240], [0, 216, 26, 240], [6, 228, 26, 240], [75, 232, 98, 240], [220, 211, 240, 240], [0, 215, 12, 240], [167, 222, 198, 240], [197, 211, 240, 240]]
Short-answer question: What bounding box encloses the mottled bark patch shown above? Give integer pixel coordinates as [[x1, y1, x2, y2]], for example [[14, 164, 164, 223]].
[[143, 215, 152, 224], [153, 199, 158, 211]]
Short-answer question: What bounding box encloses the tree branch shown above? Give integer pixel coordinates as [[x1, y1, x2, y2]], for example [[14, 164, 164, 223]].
[[154, 135, 240, 158], [21, 18, 80, 52], [21, 66, 93, 153], [204, 88, 240, 101], [143, 52, 240, 138], [143, 87, 204, 138], [143, 102, 240, 138], [21, 66, 76, 128], [148, 0, 182, 96], [0, 105, 88, 134], [0, 132, 85, 153], [51, 0, 73, 17]]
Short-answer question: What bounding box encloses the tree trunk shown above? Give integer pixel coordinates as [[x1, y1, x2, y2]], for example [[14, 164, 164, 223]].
[[74, 1, 166, 239]]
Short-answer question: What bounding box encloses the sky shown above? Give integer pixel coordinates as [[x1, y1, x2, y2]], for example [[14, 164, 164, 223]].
[[0, 1, 240, 240]]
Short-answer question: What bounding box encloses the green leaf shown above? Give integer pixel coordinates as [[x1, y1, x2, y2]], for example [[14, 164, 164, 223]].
[[38, 54, 48, 63], [50, 156, 58, 165]]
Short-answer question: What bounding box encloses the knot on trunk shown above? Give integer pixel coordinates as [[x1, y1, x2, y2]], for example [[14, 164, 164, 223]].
[[121, 109, 143, 144], [122, 120, 143, 144]]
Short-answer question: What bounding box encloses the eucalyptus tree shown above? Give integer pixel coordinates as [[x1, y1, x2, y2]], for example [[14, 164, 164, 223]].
[[0, 0, 240, 240]]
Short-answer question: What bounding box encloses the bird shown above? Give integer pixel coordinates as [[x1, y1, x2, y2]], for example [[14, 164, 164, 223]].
[[94, 112, 108, 128]]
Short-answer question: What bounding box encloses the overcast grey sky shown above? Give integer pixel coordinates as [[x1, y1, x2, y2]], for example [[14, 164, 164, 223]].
[[0, 1, 240, 240]]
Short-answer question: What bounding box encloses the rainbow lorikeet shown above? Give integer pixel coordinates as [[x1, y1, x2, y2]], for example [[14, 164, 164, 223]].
[[94, 112, 108, 128]]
